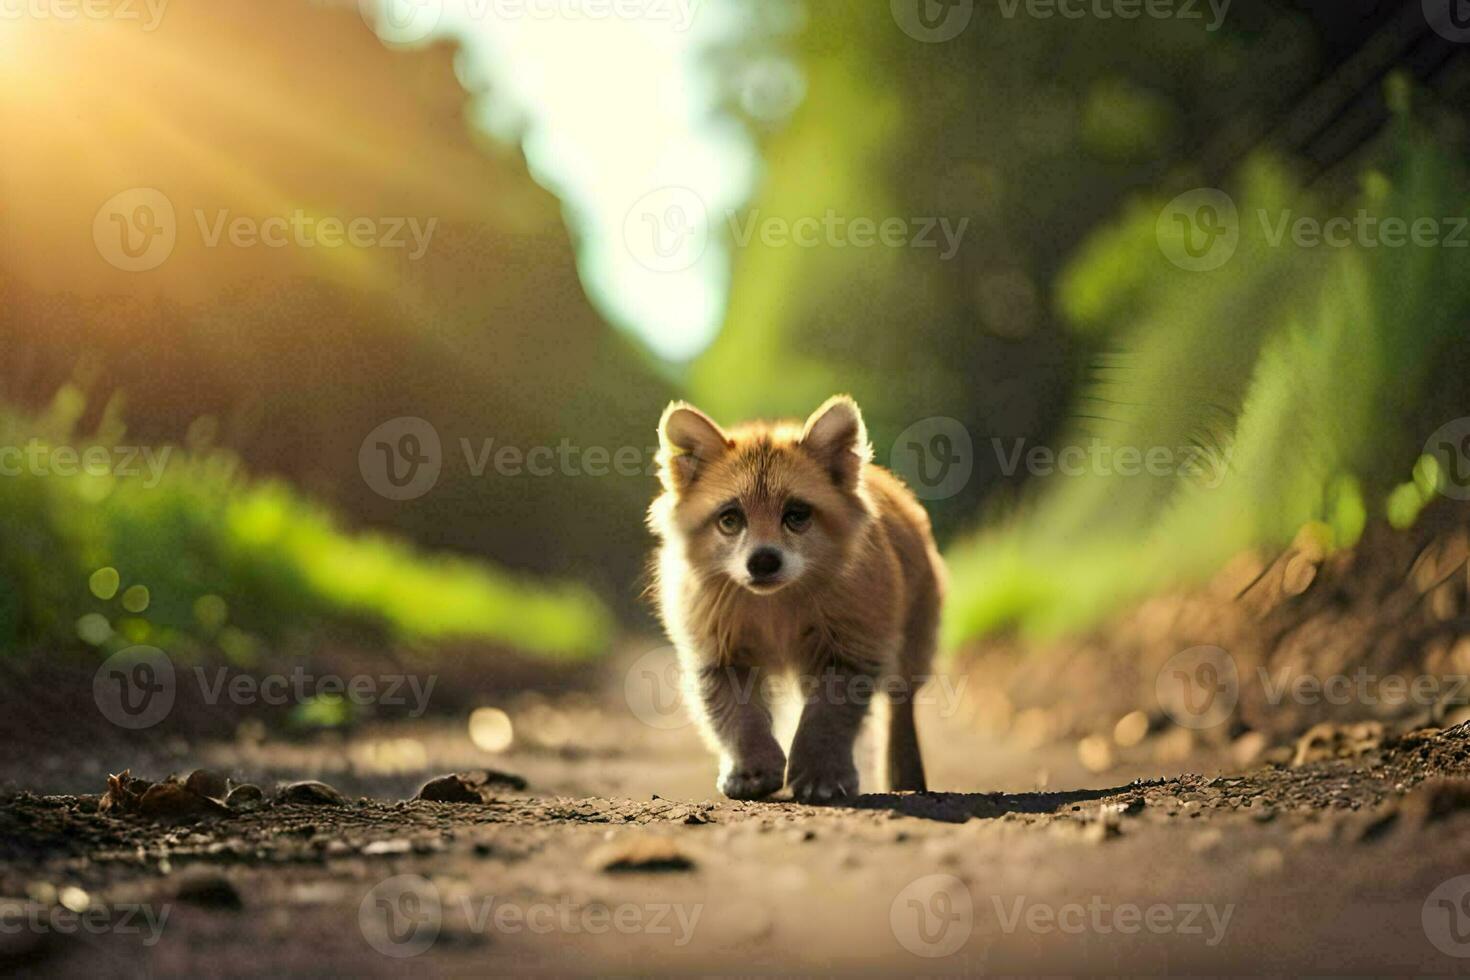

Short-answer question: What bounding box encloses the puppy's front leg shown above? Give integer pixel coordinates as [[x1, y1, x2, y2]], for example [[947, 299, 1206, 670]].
[[692, 663, 785, 800], [787, 661, 871, 804]]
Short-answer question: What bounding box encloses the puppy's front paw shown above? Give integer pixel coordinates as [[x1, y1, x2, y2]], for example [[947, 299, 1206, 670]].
[[718, 754, 785, 800], [787, 762, 858, 806], [719, 766, 784, 800]]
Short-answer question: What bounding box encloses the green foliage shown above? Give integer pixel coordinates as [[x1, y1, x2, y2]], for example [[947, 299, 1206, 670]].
[[0, 394, 612, 660], [687, 0, 1318, 540], [945, 123, 1470, 646]]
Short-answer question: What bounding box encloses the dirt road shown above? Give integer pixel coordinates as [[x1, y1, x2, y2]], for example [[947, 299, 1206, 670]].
[[4, 646, 1470, 976]]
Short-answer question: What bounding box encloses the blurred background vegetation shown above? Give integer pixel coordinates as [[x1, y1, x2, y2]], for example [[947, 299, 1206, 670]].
[[0, 0, 1467, 673]]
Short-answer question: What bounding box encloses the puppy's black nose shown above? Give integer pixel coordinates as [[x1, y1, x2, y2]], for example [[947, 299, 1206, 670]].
[[746, 547, 783, 580]]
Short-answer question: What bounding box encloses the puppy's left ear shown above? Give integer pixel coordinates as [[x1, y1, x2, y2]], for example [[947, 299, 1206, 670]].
[[657, 401, 730, 492], [801, 395, 871, 487]]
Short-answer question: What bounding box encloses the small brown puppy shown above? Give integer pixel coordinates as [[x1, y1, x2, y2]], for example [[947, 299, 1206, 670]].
[[647, 395, 945, 803]]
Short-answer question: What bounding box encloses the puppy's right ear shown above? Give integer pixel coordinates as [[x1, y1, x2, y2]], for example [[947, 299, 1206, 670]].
[[657, 402, 730, 492]]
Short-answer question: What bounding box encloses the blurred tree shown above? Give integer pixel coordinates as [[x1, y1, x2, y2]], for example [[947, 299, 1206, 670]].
[[0, 0, 672, 613]]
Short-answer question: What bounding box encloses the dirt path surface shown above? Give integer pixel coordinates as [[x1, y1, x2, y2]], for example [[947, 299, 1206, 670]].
[[5, 648, 1470, 976]]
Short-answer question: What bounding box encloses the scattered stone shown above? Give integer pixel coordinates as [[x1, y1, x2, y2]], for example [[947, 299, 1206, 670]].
[[416, 775, 485, 804], [175, 870, 243, 910], [278, 781, 347, 806], [99, 770, 154, 813], [362, 839, 413, 856], [139, 782, 230, 821], [588, 835, 696, 874], [226, 784, 266, 811], [1291, 721, 1383, 767], [416, 769, 527, 804], [184, 769, 230, 803]]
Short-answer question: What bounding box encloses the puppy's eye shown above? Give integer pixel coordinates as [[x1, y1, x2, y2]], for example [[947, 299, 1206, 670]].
[[716, 508, 744, 535], [783, 502, 813, 533]]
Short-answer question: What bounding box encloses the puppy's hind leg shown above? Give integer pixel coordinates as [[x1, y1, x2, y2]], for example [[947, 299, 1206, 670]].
[[883, 683, 927, 793], [886, 582, 940, 793]]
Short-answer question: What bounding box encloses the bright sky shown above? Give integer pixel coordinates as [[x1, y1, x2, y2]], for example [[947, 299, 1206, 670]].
[[367, 0, 766, 362]]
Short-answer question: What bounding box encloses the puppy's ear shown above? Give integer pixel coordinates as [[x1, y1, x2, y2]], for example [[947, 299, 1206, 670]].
[[801, 395, 870, 487], [657, 402, 730, 492]]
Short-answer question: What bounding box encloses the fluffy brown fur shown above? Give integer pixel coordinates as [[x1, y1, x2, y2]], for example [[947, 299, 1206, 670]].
[[647, 395, 946, 803]]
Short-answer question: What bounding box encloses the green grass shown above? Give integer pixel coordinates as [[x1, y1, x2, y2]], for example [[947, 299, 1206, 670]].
[[944, 115, 1470, 649], [0, 388, 612, 661]]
